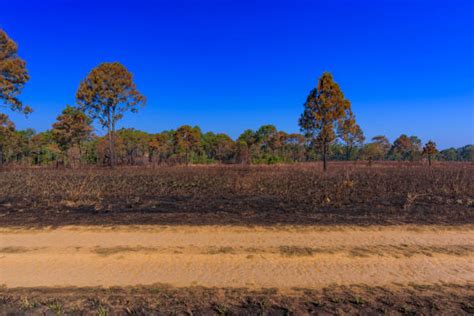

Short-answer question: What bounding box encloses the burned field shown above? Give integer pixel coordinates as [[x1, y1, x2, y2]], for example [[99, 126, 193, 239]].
[[0, 162, 472, 227], [2, 284, 474, 315]]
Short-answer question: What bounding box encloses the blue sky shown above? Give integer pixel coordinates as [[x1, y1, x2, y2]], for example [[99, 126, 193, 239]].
[[2, 0, 473, 148]]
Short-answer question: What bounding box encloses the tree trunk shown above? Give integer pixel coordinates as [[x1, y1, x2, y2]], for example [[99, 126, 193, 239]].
[[63, 150, 68, 168], [106, 109, 114, 167], [346, 145, 351, 161], [108, 131, 114, 167], [78, 141, 82, 166], [107, 106, 116, 168], [0, 145, 3, 167], [111, 119, 116, 168], [148, 150, 153, 164], [185, 147, 189, 166], [428, 155, 432, 167], [323, 142, 328, 172]]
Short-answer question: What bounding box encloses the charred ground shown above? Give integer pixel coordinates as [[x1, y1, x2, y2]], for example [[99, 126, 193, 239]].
[[1, 284, 473, 315], [1, 162, 472, 227]]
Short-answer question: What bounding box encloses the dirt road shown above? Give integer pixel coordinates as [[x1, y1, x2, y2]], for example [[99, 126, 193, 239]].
[[1, 225, 473, 288]]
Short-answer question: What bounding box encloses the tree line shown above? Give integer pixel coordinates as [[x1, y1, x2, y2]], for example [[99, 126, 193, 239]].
[[1, 120, 472, 167], [1, 29, 472, 169]]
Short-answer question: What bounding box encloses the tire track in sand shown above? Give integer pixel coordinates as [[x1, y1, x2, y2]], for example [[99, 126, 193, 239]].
[[0, 225, 473, 288]]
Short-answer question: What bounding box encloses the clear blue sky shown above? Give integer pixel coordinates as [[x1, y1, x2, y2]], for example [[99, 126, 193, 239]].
[[2, 0, 473, 149]]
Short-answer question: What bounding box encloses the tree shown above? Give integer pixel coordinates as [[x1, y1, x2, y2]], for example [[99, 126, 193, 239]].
[[0, 113, 15, 165], [202, 132, 235, 163], [255, 125, 278, 153], [361, 143, 378, 166], [360, 135, 391, 164], [371, 135, 391, 159], [299, 72, 351, 171], [52, 105, 92, 166], [389, 135, 412, 160], [409, 136, 422, 160], [251, 125, 281, 163], [213, 134, 235, 162], [389, 134, 422, 161], [284, 133, 306, 162], [80, 135, 99, 165], [27, 130, 61, 165], [238, 129, 256, 146], [148, 132, 172, 165], [0, 30, 31, 115], [115, 128, 149, 165], [238, 129, 259, 162], [174, 125, 201, 165], [439, 148, 458, 161], [458, 145, 474, 162], [338, 110, 365, 160], [422, 140, 437, 166], [76, 62, 146, 167], [235, 140, 250, 164]]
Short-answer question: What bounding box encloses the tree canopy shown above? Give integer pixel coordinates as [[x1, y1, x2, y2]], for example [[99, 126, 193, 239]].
[[0, 29, 31, 115]]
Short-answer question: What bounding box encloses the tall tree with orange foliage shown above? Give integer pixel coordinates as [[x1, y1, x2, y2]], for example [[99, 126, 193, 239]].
[[76, 62, 146, 167], [299, 72, 351, 171]]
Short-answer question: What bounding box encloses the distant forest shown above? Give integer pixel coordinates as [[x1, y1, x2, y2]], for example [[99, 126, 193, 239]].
[[1, 122, 473, 167], [1, 29, 472, 168]]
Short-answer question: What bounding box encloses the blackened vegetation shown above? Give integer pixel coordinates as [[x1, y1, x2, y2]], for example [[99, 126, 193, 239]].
[[1, 284, 473, 315], [0, 163, 472, 227]]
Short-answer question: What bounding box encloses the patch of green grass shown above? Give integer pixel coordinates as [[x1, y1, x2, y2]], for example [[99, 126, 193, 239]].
[[329, 297, 344, 304], [97, 304, 108, 316], [19, 296, 37, 310], [349, 296, 365, 305], [213, 303, 228, 315], [47, 300, 63, 315]]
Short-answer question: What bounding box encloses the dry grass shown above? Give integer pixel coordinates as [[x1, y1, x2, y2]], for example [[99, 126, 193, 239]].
[[92, 246, 159, 256], [277, 244, 474, 258], [0, 247, 32, 254], [279, 246, 316, 256], [205, 246, 235, 255]]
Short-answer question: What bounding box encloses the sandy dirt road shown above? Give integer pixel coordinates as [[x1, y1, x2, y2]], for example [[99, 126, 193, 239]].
[[1, 225, 473, 289]]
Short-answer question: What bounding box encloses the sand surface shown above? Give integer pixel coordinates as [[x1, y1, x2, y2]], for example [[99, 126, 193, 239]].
[[1, 225, 473, 288]]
